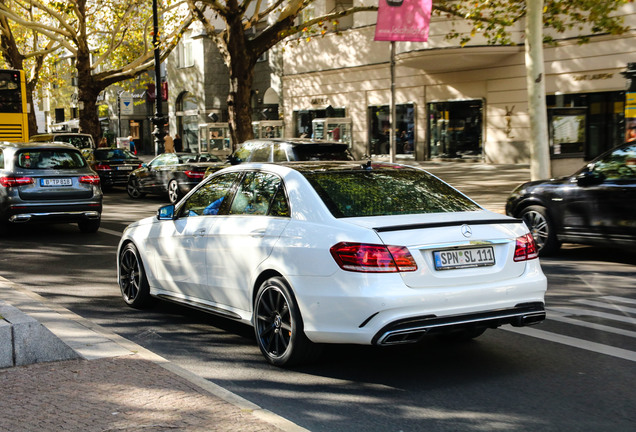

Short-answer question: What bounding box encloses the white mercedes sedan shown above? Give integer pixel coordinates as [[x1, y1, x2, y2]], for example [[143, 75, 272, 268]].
[[117, 161, 547, 367]]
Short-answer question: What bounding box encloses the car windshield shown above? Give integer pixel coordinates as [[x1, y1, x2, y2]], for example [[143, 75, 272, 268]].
[[17, 149, 86, 169], [304, 168, 480, 218], [292, 144, 354, 161], [94, 148, 137, 160]]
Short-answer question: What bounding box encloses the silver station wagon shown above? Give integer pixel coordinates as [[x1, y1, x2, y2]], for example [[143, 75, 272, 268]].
[[0, 141, 103, 235]]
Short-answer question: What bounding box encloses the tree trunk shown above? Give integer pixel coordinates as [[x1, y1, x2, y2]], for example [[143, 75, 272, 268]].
[[525, 0, 551, 180], [224, 16, 256, 150]]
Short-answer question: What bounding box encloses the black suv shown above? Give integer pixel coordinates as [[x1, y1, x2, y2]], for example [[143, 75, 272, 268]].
[[227, 138, 355, 164]]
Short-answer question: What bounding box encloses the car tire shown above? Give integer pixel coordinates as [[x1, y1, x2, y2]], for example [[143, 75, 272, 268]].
[[127, 177, 146, 199], [167, 179, 182, 204], [254, 276, 321, 367], [520, 205, 561, 256], [78, 218, 100, 233], [118, 242, 152, 309]]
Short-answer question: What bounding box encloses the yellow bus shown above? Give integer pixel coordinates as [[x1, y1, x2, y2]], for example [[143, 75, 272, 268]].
[[0, 69, 28, 141]]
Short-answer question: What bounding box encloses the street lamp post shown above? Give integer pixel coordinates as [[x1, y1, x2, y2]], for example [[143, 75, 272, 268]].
[[151, 0, 165, 155]]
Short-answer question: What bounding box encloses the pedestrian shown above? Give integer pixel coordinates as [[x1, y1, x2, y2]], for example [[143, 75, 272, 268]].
[[164, 134, 175, 153], [98, 137, 108, 148], [174, 134, 183, 152], [128, 136, 136, 154]]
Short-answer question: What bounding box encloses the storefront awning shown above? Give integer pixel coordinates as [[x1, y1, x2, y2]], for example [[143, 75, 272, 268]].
[[398, 46, 522, 73]]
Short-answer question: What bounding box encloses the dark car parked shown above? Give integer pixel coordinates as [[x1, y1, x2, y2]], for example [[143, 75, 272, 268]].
[[506, 142, 636, 255], [83, 148, 142, 190], [227, 138, 355, 165], [0, 141, 103, 235], [127, 152, 225, 204], [30, 132, 96, 150]]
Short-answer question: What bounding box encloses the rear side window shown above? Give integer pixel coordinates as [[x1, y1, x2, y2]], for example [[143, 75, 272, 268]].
[[16, 150, 86, 169], [229, 171, 287, 216], [304, 168, 480, 218]]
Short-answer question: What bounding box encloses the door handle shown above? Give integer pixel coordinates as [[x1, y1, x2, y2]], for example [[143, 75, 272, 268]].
[[250, 229, 266, 238], [194, 228, 206, 237]]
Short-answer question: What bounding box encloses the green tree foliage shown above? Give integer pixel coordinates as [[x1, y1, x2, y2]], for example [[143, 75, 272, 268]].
[[434, 0, 630, 46], [0, 0, 192, 140]]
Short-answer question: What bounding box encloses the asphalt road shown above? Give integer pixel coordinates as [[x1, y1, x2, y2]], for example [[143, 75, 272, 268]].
[[1, 189, 635, 432]]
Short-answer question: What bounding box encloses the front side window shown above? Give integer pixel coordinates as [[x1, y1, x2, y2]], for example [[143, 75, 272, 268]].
[[591, 144, 636, 180], [17, 150, 86, 169], [229, 171, 287, 216], [305, 168, 480, 218], [180, 172, 241, 217]]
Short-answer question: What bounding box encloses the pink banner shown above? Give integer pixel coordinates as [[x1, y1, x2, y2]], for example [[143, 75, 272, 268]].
[[374, 0, 432, 42]]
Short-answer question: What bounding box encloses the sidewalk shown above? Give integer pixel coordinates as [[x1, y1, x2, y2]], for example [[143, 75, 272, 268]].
[[0, 277, 305, 432], [0, 161, 531, 432]]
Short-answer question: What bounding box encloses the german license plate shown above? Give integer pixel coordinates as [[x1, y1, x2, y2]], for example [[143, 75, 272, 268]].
[[41, 178, 72, 187], [434, 247, 495, 270], [117, 166, 133, 170]]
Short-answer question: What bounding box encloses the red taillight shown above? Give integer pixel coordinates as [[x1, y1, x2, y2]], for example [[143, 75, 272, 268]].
[[79, 175, 101, 185], [93, 163, 111, 171], [0, 176, 34, 187], [514, 233, 539, 262], [184, 170, 205, 179], [330, 242, 418, 273]]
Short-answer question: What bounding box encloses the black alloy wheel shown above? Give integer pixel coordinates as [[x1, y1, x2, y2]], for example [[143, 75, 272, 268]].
[[118, 243, 151, 308], [126, 177, 146, 199], [254, 276, 320, 367], [520, 205, 561, 256]]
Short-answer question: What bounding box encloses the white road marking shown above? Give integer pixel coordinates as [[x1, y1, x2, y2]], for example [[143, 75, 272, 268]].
[[99, 228, 124, 237], [547, 311, 636, 338], [572, 299, 636, 315], [548, 306, 636, 325], [504, 326, 636, 362]]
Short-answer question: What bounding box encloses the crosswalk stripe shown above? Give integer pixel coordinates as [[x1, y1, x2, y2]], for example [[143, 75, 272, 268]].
[[572, 299, 636, 315], [548, 306, 636, 325], [600, 296, 636, 305], [547, 311, 636, 338], [504, 326, 636, 362]]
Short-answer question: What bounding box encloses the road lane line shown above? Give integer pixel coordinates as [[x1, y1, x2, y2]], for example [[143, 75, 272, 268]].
[[601, 296, 636, 305], [548, 306, 636, 325], [547, 311, 636, 338], [100, 228, 123, 237], [572, 299, 636, 315], [503, 326, 636, 362]]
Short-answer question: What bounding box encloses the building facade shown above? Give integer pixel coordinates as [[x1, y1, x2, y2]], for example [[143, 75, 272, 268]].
[[281, 1, 636, 176]]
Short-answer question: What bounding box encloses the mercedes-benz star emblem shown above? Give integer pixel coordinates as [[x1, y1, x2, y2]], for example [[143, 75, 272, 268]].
[[461, 224, 472, 238]]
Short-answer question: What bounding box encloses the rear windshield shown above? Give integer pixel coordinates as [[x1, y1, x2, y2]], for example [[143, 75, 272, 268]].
[[17, 150, 86, 169], [94, 148, 137, 160], [291, 145, 354, 161], [304, 168, 480, 217]]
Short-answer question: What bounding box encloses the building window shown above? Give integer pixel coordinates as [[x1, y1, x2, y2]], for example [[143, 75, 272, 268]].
[[129, 120, 141, 140], [293, 106, 345, 138], [369, 104, 415, 155], [547, 91, 624, 160], [180, 38, 194, 68], [427, 100, 483, 159]]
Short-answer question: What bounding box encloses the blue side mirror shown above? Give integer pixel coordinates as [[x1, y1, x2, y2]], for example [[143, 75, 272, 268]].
[[157, 204, 175, 220]]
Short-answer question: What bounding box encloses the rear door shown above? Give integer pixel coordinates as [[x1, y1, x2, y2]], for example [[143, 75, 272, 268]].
[[205, 170, 290, 311]]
